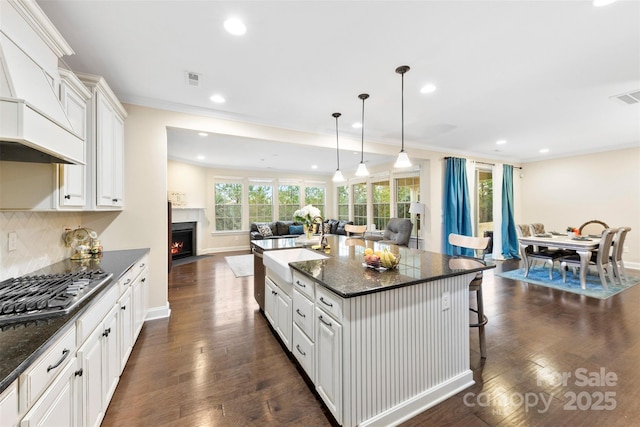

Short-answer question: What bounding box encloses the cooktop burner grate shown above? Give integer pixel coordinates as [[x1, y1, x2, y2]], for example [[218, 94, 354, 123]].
[[0, 270, 112, 326]]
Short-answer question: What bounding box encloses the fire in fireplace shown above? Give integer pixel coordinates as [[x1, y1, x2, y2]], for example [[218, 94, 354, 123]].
[[171, 222, 197, 260]]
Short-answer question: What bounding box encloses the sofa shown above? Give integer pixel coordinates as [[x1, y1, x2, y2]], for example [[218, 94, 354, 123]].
[[249, 219, 354, 240]]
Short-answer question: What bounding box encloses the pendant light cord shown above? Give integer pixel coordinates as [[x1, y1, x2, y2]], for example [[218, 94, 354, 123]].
[[358, 93, 369, 163], [401, 71, 405, 152], [333, 112, 341, 169]]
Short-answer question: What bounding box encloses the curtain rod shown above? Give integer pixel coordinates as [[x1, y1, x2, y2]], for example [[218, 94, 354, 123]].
[[443, 156, 522, 170]]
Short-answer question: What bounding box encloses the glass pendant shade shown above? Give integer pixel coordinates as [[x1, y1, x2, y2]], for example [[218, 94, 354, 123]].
[[333, 169, 345, 182], [394, 150, 412, 168], [355, 162, 369, 177]]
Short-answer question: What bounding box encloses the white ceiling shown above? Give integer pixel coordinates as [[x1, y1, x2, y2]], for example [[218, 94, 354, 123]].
[[38, 0, 640, 175]]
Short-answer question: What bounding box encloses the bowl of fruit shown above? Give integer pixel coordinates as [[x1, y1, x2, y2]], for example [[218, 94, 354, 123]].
[[364, 248, 400, 270]]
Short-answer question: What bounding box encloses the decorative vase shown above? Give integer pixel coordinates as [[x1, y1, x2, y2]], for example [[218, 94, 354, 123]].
[[304, 224, 312, 240]]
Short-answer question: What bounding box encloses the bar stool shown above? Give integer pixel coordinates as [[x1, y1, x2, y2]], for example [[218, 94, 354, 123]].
[[448, 233, 491, 359]]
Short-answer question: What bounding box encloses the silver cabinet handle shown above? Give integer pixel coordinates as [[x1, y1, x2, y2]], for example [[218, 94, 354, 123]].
[[295, 280, 306, 288], [296, 344, 306, 356], [318, 315, 332, 327], [296, 308, 306, 318], [47, 349, 70, 372], [319, 297, 333, 307]]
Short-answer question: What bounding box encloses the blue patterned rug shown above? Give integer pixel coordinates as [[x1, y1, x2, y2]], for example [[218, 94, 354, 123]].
[[494, 267, 640, 299]]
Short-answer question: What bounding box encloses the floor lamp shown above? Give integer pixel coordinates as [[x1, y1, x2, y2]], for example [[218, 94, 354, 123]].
[[409, 202, 425, 249]]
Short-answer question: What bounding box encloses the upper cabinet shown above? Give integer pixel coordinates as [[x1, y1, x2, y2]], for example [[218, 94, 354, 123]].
[[77, 73, 128, 210]]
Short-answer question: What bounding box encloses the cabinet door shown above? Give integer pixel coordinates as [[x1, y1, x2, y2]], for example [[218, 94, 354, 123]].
[[315, 308, 342, 424], [0, 381, 18, 427], [103, 305, 120, 403], [59, 164, 86, 207], [96, 92, 115, 207], [20, 357, 81, 427], [77, 327, 104, 427], [132, 269, 147, 340], [119, 286, 134, 372], [264, 278, 277, 326], [275, 291, 292, 351], [111, 114, 125, 207]]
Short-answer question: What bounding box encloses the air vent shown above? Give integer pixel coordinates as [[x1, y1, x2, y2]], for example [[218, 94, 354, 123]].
[[186, 71, 201, 87], [611, 89, 640, 105]]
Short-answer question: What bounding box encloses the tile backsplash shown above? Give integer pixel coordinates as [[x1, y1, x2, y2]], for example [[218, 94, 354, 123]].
[[0, 211, 82, 281]]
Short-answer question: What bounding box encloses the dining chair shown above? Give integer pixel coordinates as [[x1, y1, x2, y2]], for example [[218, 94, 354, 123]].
[[344, 224, 367, 238], [611, 227, 631, 284], [448, 233, 491, 359], [578, 219, 609, 237], [516, 224, 563, 280], [378, 218, 413, 247], [560, 228, 618, 290]]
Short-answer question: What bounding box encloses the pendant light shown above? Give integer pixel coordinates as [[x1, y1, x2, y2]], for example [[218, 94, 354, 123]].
[[355, 93, 370, 177], [332, 112, 345, 182], [394, 65, 412, 168]]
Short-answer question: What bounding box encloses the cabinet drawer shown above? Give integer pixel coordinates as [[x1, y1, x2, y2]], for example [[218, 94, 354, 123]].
[[118, 268, 135, 295], [292, 271, 315, 301], [293, 289, 314, 339], [292, 323, 314, 380], [131, 253, 149, 280], [76, 284, 118, 344], [19, 325, 76, 409], [316, 285, 343, 322]]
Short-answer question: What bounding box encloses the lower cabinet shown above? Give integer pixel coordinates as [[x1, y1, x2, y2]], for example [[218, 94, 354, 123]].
[[118, 286, 134, 371], [264, 277, 292, 351], [20, 357, 81, 427], [0, 380, 18, 427], [315, 307, 342, 424]]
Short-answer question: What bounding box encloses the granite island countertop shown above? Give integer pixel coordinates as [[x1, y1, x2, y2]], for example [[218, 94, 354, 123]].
[[255, 235, 494, 298], [0, 248, 149, 394]]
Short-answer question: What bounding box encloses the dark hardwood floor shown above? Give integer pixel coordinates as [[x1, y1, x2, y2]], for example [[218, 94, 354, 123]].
[[102, 252, 640, 426]]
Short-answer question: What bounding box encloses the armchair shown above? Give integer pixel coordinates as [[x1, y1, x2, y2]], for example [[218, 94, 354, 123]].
[[379, 218, 413, 247]]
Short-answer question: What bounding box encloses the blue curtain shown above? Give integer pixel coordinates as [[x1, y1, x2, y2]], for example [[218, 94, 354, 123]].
[[501, 164, 519, 259], [443, 157, 473, 256]]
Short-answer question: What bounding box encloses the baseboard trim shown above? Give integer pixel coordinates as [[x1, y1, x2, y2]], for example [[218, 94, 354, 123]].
[[145, 302, 171, 321]]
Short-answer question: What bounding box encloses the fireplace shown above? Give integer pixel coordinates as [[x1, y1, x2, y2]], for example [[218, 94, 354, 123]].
[[171, 222, 197, 260]]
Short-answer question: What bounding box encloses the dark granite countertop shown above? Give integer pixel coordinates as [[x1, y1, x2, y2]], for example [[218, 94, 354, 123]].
[[0, 248, 149, 394], [260, 235, 494, 298]]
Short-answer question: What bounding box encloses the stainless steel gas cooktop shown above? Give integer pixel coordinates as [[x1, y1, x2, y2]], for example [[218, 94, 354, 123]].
[[0, 269, 113, 327]]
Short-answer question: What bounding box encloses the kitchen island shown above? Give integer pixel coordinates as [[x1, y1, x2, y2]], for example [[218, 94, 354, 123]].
[[253, 235, 494, 427]]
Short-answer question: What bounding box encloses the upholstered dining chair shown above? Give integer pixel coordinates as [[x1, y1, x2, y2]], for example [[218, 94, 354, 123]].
[[344, 224, 367, 238], [516, 224, 564, 280], [579, 219, 609, 237], [560, 228, 618, 290], [611, 227, 631, 284], [448, 233, 491, 359]]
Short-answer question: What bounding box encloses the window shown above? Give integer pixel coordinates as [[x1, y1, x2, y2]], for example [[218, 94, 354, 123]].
[[248, 184, 273, 223], [372, 179, 390, 230], [353, 182, 367, 226], [337, 185, 349, 221], [304, 185, 325, 216], [214, 182, 242, 231], [476, 169, 493, 237], [278, 184, 300, 220], [395, 176, 420, 219]]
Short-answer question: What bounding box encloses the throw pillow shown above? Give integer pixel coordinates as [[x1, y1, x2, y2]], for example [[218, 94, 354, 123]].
[[323, 223, 332, 235], [257, 224, 273, 237], [289, 225, 304, 235]]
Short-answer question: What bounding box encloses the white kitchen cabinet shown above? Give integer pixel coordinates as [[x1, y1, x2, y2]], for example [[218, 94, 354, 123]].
[[20, 357, 81, 427], [76, 72, 127, 210], [0, 380, 18, 427], [132, 265, 148, 340], [103, 304, 120, 405], [57, 68, 91, 209], [315, 306, 342, 425], [118, 286, 133, 372], [264, 277, 292, 351]]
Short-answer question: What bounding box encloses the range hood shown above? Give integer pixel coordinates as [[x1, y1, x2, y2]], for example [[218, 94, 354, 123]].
[[0, 32, 84, 164]]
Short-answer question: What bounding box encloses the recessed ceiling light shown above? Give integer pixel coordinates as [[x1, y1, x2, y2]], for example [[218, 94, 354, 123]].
[[593, 0, 617, 7], [420, 84, 437, 94], [209, 94, 225, 103], [496, 139, 507, 145], [224, 18, 246, 35], [539, 148, 550, 153], [198, 132, 208, 137], [352, 122, 362, 129], [311, 165, 318, 169], [197, 155, 205, 160]]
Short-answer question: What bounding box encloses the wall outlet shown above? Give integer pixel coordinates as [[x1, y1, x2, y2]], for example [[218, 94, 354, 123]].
[[8, 232, 17, 252], [442, 291, 450, 311]]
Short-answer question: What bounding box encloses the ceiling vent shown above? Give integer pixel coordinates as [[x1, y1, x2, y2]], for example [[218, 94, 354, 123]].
[[611, 89, 640, 105], [186, 71, 201, 87]]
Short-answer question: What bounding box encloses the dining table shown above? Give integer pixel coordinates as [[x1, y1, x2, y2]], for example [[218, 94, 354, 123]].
[[517, 233, 600, 290]]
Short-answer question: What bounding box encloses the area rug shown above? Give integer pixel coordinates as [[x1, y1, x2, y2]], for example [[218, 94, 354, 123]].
[[495, 267, 640, 299], [225, 254, 254, 278]]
